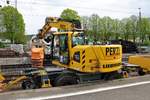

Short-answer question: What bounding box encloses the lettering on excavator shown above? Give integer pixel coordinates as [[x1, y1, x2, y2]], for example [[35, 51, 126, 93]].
[[60, 24, 66, 29], [106, 47, 120, 56]]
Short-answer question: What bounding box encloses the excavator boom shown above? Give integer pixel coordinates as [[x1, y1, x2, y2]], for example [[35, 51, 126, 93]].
[[38, 17, 75, 39]]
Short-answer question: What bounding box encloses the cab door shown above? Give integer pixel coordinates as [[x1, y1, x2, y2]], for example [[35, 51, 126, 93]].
[[52, 34, 69, 66], [59, 34, 69, 64]]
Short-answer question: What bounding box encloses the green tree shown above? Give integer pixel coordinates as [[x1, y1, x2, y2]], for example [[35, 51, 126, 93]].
[[100, 16, 114, 41], [121, 18, 133, 41], [130, 15, 138, 42], [81, 16, 90, 38], [140, 18, 150, 43], [60, 8, 80, 21], [147, 19, 150, 41], [111, 19, 122, 40], [81, 13, 150, 45], [81, 16, 89, 29], [89, 14, 99, 43], [0, 6, 26, 44]]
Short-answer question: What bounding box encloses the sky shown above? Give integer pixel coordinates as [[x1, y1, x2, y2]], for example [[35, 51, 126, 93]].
[[1, 0, 150, 35]]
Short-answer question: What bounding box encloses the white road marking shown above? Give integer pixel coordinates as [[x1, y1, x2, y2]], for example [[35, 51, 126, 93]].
[[18, 81, 150, 100]]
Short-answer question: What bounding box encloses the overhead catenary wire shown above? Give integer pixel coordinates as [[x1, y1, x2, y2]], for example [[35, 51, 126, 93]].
[[1, 0, 146, 16], [1, 0, 147, 35], [9, 0, 139, 15], [2, 0, 147, 19]]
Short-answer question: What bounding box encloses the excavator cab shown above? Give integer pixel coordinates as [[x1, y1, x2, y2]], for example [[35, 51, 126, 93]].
[[52, 32, 85, 66]]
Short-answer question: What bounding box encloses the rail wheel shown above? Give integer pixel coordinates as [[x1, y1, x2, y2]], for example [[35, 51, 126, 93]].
[[22, 80, 36, 89], [138, 68, 145, 76]]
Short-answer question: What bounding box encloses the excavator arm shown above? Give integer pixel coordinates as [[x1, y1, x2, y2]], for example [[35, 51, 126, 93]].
[[37, 17, 75, 39], [31, 17, 76, 48]]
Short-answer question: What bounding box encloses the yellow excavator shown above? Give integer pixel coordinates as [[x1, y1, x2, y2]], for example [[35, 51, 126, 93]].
[[4, 16, 150, 91], [0, 17, 122, 91], [29, 17, 123, 87]]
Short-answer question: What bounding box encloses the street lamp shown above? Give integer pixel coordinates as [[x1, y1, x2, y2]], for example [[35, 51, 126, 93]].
[[6, 0, 10, 4], [138, 8, 142, 53], [6, 0, 17, 9]]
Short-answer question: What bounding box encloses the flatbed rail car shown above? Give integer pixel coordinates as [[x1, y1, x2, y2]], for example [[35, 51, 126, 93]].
[[128, 55, 150, 75]]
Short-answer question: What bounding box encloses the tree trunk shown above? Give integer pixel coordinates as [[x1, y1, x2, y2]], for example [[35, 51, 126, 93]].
[[132, 33, 136, 43]]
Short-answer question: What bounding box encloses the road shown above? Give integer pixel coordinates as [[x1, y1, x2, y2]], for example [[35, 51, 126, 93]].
[[1, 75, 150, 100]]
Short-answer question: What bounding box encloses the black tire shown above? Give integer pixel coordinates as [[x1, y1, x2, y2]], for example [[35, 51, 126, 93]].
[[22, 80, 36, 89], [138, 68, 145, 76], [54, 75, 78, 87]]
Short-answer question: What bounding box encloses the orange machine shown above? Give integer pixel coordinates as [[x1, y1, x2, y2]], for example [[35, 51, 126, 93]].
[[31, 47, 44, 67]]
